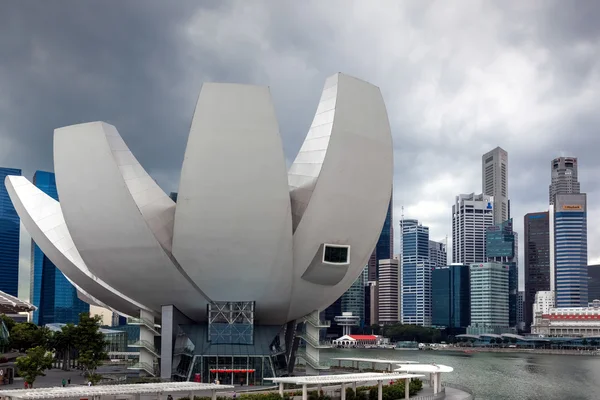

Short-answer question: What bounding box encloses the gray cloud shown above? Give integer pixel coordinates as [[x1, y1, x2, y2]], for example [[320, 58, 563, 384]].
[[2, 0, 600, 294]]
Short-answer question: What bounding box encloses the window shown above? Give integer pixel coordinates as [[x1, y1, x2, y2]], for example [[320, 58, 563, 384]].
[[323, 244, 350, 264]]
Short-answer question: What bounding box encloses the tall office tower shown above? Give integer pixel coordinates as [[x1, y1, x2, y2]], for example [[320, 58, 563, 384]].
[[364, 281, 378, 327], [554, 193, 588, 307], [367, 194, 393, 280], [588, 265, 600, 303], [169, 192, 178, 203], [0, 167, 21, 297], [482, 147, 509, 225], [549, 157, 580, 205], [486, 218, 518, 328], [517, 291, 525, 331], [341, 273, 365, 328], [31, 171, 90, 325], [400, 219, 432, 326], [377, 259, 399, 325], [428, 240, 447, 268], [523, 212, 551, 331], [452, 193, 494, 264], [431, 264, 470, 334], [467, 262, 510, 335]]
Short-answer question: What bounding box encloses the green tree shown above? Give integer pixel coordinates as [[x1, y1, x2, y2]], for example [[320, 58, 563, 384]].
[[15, 346, 53, 387], [370, 324, 381, 335], [50, 324, 77, 371], [0, 314, 16, 333], [10, 323, 50, 352], [74, 313, 107, 384]]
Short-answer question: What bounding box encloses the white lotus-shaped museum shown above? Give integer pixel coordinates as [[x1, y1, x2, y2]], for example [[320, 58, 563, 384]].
[[6, 73, 392, 327]]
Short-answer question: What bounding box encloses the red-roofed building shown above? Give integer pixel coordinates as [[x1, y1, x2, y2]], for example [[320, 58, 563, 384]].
[[333, 334, 384, 347]]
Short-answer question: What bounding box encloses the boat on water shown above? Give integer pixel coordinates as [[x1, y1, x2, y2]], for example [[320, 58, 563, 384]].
[[394, 341, 420, 350]]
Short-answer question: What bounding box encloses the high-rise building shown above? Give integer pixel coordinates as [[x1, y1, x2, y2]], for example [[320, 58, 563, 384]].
[[452, 193, 494, 264], [364, 281, 378, 327], [588, 265, 600, 303], [169, 192, 178, 203], [0, 167, 21, 297], [482, 147, 509, 225], [367, 194, 393, 280], [486, 218, 518, 328], [428, 240, 447, 268], [554, 193, 588, 307], [378, 259, 399, 325], [31, 171, 90, 325], [341, 273, 365, 328], [431, 264, 470, 334], [523, 211, 551, 331], [467, 262, 510, 334], [517, 291, 525, 331], [400, 219, 432, 326], [549, 157, 580, 206]]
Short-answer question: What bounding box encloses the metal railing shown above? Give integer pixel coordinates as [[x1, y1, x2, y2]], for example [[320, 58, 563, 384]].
[[302, 314, 331, 328], [128, 361, 157, 376], [298, 331, 331, 349], [126, 317, 161, 335], [128, 340, 161, 357], [296, 349, 330, 370], [173, 346, 194, 356]]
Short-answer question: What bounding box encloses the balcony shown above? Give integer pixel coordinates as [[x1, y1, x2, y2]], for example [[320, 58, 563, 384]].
[[296, 349, 329, 370], [128, 361, 158, 377], [128, 340, 161, 358], [302, 313, 331, 328], [297, 331, 331, 349], [127, 317, 161, 336]]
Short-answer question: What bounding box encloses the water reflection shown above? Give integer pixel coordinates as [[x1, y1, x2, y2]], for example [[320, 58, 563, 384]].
[[321, 348, 600, 400]]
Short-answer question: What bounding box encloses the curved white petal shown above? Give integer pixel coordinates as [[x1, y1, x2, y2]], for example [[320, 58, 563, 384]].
[[287, 73, 394, 321], [173, 83, 293, 325], [5, 175, 149, 317], [54, 122, 208, 320]]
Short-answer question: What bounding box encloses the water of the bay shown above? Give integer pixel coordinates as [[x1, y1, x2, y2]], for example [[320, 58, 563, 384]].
[[320, 348, 600, 400]]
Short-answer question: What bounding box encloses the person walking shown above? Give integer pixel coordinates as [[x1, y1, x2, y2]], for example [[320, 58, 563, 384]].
[[62, 379, 66, 387]]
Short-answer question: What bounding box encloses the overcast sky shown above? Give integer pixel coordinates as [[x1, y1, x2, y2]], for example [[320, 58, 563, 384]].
[[2, 0, 600, 297]]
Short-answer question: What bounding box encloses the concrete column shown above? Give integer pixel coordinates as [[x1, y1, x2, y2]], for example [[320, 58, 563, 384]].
[[189, 391, 195, 400], [404, 378, 409, 399], [429, 373, 433, 387], [377, 380, 383, 400], [279, 383, 284, 396], [212, 390, 217, 400], [302, 384, 308, 400], [352, 381, 357, 392], [433, 373, 438, 394], [437, 372, 442, 393], [341, 383, 346, 400]]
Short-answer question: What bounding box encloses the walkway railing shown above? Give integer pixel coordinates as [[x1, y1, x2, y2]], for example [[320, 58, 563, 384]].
[[128, 361, 157, 377], [297, 331, 331, 349], [126, 317, 161, 335], [295, 349, 330, 370], [128, 340, 161, 357], [302, 313, 331, 328]]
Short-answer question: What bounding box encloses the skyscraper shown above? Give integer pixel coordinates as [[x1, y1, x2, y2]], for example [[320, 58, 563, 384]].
[[588, 264, 600, 303], [368, 194, 393, 280], [400, 219, 432, 326], [468, 262, 509, 334], [428, 240, 447, 268], [482, 147, 509, 225], [549, 157, 580, 205], [554, 193, 588, 307], [31, 171, 89, 325], [378, 259, 399, 324], [341, 273, 365, 327], [486, 218, 518, 328], [523, 212, 551, 331], [0, 167, 21, 297], [452, 193, 494, 264], [431, 264, 470, 334]]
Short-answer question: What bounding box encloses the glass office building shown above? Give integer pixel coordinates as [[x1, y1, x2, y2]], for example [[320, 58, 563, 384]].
[[31, 171, 89, 325], [431, 264, 470, 334], [367, 194, 393, 280], [554, 194, 588, 307], [523, 212, 551, 330], [486, 218, 518, 328], [468, 262, 510, 334], [341, 273, 365, 328], [0, 167, 21, 297], [401, 219, 432, 326]]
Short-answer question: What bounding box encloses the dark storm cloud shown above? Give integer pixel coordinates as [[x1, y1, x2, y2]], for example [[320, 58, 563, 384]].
[[3, 0, 600, 280]]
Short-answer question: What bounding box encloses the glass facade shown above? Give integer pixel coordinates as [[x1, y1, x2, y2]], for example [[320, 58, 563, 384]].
[[31, 171, 89, 325], [468, 262, 509, 332], [486, 219, 518, 328], [523, 212, 550, 330], [0, 167, 21, 297], [555, 209, 588, 307], [401, 219, 432, 326], [431, 264, 470, 333], [341, 273, 364, 328], [588, 265, 600, 303], [207, 302, 254, 345], [368, 194, 393, 280]]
